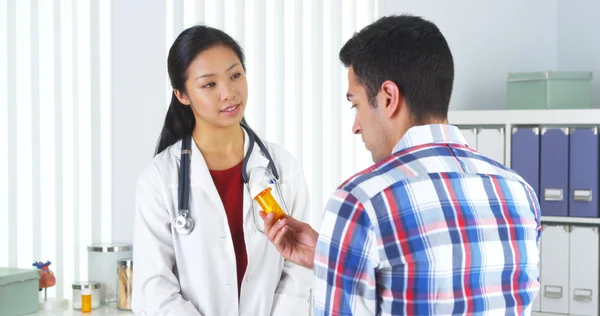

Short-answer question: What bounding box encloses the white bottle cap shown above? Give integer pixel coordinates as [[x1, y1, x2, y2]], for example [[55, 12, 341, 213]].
[[81, 288, 92, 296], [250, 185, 269, 200], [248, 167, 287, 217], [248, 169, 271, 199]]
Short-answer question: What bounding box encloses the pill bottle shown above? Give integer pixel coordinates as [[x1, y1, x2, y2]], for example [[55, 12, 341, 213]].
[[81, 288, 92, 313], [253, 187, 286, 222]]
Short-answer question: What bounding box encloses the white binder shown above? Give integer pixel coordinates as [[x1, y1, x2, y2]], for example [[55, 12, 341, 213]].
[[540, 225, 570, 314], [569, 226, 599, 316], [476, 127, 505, 165], [459, 128, 477, 150]]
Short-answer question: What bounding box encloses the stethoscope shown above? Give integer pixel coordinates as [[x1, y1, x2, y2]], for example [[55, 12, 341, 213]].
[[172, 122, 289, 235]]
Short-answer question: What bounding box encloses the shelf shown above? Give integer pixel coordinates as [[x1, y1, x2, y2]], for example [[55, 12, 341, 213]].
[[446, 108, 600, 168], [541, 216, 600, 226], [448, 109, 600, 126]]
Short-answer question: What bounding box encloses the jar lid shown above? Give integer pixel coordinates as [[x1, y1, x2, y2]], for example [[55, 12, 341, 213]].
[[87, 243, 132, 252], [72, 281, 101, 290], [118, 258, 133, 267]]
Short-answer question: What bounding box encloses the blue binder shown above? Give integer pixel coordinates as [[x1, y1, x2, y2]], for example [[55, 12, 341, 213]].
[[511, 127, 540, 197], [569, 127, 599, 217], [540, 128, 569, 216]]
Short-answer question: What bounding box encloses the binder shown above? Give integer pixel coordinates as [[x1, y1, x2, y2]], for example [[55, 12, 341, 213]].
[[540, 128, 569, 216], [568, 127, 599, 217], [569, 226, 599, 316], [459, 128, 477, 150], [540, 225, 570, 314], [511, 127, 540, 196], [476, 127, 505, 165]]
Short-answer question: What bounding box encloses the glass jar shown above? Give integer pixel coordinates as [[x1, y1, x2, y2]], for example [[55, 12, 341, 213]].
[[87, 243, 132, 304], [117, 258, 133, 310], [72, 281, 101, 310]]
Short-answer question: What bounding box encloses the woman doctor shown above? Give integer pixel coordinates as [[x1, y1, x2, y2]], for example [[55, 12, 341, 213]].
[[131, 25, 312, 316]]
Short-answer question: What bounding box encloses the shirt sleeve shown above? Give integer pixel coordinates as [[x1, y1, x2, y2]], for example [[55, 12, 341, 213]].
[[312, 189, 379, 316]]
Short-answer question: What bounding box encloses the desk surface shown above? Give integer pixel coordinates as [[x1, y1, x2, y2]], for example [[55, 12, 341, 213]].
[[25, 301, 133, 316]]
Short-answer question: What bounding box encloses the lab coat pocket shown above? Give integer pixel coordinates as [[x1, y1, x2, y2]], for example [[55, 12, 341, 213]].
[[271, 293, 311, 316]]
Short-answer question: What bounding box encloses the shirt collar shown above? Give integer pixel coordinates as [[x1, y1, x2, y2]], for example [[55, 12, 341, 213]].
[[392, 124, 469, 154]]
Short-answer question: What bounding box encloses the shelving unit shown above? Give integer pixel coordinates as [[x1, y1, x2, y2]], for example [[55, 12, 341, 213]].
[[448, 109, 600, 126], [533, 312, 566, 316], [542, 216, 600, 226], [448, 108, 600, 225], [449, 109, 600, 168], [449, 108, 600, 316]]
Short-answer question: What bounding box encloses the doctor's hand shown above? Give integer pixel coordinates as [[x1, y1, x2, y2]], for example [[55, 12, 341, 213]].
[[259, 211, 318, 269]]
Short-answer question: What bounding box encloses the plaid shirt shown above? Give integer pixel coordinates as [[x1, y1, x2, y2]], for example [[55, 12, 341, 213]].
[[313, 124, 541, 316]]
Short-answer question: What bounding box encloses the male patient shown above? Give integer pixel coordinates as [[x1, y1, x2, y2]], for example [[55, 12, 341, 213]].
[[261, 14, 541, 315]]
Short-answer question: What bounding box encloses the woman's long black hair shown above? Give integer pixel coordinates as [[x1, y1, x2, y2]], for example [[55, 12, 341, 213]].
[[154, 25, 247, 156]]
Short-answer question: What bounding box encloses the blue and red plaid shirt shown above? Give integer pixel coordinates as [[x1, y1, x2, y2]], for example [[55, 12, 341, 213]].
[[313, 124, 541, 315]]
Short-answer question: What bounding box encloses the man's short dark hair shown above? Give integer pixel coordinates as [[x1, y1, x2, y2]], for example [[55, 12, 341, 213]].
[[339, 15, 454, 124]]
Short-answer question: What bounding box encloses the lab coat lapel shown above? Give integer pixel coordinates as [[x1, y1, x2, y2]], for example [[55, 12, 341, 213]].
[[242, 129, 270, 176], [187, 128, 270, 219], [241, 128, 270, 225], [189, 137, 225, 214]]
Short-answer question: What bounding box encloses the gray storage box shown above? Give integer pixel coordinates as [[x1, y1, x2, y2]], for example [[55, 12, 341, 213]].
[[506, 71, 593, 109], [0, 268, 40, 316]]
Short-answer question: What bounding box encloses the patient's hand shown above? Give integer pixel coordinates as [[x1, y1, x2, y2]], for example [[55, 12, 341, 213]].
[[259, 211, 318, 269]]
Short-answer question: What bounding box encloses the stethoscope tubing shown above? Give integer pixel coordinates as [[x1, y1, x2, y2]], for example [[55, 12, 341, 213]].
[[173, 124, 288, 235]]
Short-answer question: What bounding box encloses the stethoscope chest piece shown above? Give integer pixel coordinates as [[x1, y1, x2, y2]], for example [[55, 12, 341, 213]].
[[173, 211, 195, 235]]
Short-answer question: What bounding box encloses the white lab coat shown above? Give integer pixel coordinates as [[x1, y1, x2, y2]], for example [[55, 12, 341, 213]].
[[132, 129, 313, 316]]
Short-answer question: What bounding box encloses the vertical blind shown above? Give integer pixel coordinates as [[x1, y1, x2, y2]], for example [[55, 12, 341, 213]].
[[1, 0, 112, 300], [166, 0, 379, 229], [1, 0, 379, 301]]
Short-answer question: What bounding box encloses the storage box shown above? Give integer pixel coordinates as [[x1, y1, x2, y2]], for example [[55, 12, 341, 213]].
[[506, 71, 593, 110], [0, 267, 40, 316]]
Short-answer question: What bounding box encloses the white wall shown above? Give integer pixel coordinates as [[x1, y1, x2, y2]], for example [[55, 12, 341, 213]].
[[109, 0, 600, 242], [381, 0, 559, 110], [557, 1, 600, 107], [111, 0, 167, 243]]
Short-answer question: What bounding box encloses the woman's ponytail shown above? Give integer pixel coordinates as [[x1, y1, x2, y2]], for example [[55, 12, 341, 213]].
[[154, 92, 195, 156]]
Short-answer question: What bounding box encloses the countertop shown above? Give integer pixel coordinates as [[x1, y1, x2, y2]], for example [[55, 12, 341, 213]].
[[24, 299, 133, 316]]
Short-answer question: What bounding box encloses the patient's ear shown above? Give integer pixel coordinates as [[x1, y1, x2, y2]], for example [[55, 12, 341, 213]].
[[380, 80, 402, 118]]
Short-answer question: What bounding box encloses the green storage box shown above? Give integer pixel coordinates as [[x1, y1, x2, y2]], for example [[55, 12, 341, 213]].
[[0, 268, 40, 316], [506, 71, 593, 109]]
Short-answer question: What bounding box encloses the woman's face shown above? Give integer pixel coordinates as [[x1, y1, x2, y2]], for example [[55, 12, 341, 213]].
[[175, 44, 248, 128]]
